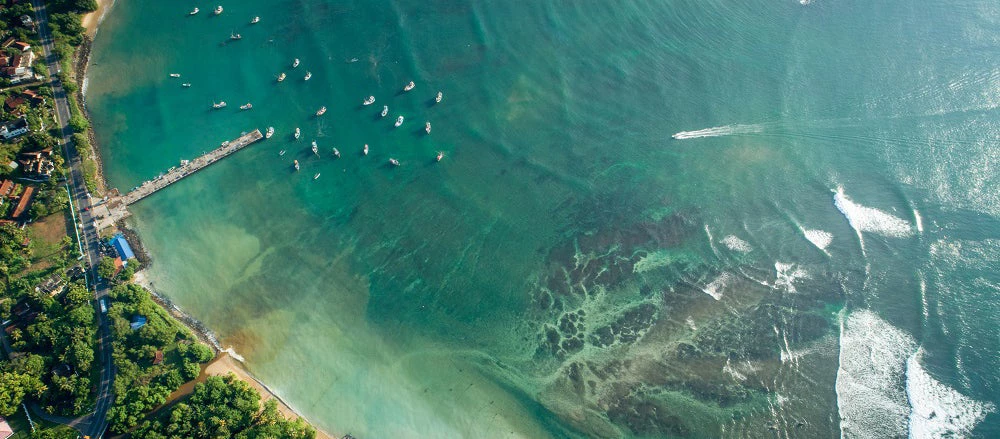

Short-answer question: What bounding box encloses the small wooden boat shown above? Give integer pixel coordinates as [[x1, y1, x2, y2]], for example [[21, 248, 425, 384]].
[[425, 122, 431, 134], [394, 116, 404, 127], [316, 106, 326, 116], [381, 106, 388, 117], [403, 81, 415, 92], [435, 91, 442, 103], [363, 144, 369, 155], [436, 151, 443, 162], [389, 158, 400, 167], [363, 96, 375, 106]]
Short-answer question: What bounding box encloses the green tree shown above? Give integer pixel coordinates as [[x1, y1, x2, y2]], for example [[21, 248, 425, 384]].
[[187, 343, 214, 363], [97, 256, 116, 280]]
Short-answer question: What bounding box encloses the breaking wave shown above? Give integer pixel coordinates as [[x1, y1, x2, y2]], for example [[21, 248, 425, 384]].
[[834, 187, 914, 238], [671, 123, 765, 139], [702, 272, 731, 300], [907, 350, 996, 438], [721, 235, 753, 253], [803, 229, 833, 251]]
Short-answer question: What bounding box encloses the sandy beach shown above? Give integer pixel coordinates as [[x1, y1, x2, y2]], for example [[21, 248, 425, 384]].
[[81, 0, 114, 36]]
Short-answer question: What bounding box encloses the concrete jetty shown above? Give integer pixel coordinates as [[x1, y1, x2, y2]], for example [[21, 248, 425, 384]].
[[91, 129, 263, 231]]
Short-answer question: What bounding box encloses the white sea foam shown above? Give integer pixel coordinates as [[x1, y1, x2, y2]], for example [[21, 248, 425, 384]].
[[803, 229, 833, 251], [774, 262, 808, 293], [907, 350, 995, 439], [702, 272, 730, 300], [721, 235, 752, 253], [671, 123, 764, 140], [223, 347, 246, 363], [913, 208, 925, 233], [834, 187, 914, 238], [837, 310, 994, 438], [837, 310, 915, 439]]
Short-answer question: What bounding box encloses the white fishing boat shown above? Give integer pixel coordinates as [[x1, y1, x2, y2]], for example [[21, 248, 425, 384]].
[[363, 144, 369, 155], [425, 122, 431, 134], [316, 106, 326, 116], [230, 33, 242, 40], [277, 73, 286, 82], [189, 7, 199, 15], [389, 158, 400, 167], [293, 160, 300, 171], [294, 127, 301, 139], [381, 105, 388, 117], [292, 58, 300, 68], [333, 148, 340, 158], [169, 73, 181, 78], [314, 173, 321, 180], [435, 91, 442, 103], [212, 101, 227, 109], [181, 83, 192, 87], [363, 96, 375, 106], [311, 141, 318, 155], [394, 116, 404, 127], [266, 127, 274, 138], [214, 6, 223, 15], [304, 71, 312, 81], [403, 81, 415, 92], [251, 16, 260, 24], [436, 151, 444, 162], [279, 150, 286, 156], [240, 102, 252, 110]]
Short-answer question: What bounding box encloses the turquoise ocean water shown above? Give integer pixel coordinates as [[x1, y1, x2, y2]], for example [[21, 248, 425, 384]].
[[86, 1, 999, 437]]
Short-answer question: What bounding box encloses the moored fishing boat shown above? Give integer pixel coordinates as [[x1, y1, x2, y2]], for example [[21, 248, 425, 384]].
[[316, 106, 326, 116], [266, 127, 274, 138], [277, 73, 286, 82], [212, 101, 227, 109], [314, 173, 321, 180], [189, 7, 199, 15], [279, 150, 286, 156], [389, 158, 400, 167], [214, 6, 223, 15], [381, 105, 388, 117], [240, 103, 252, 110], [403, 81, 415, 92], [333, 148, 340, 158], [304, 71, 312, 81], [363, 144, 369, 155], [169, 73, 181, 78], [182, 83, 192, 87], [293, 160, 300, 171], [395, 116, 404, 127], [311, 141, 318, 155], [251, 16, 260, 24], [294, 127, 301, 139], [435, 91, 442, 103], [293, 58, 300, 68], [363, 96, 375, 106], [425, 122, 431, 134], [436, 151, 444, 162], [230, 33, 242, 40]]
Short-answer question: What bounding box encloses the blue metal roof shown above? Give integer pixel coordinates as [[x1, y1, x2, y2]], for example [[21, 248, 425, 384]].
[[111, 233, 135, 264], [130, 315, 147, 330]]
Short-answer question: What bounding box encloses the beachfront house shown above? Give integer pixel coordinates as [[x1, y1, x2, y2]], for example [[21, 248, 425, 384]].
[[0, 416, 14, 439], [111, 233, 136, 266]]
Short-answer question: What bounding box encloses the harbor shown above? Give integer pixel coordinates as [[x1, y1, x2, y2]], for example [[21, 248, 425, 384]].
[[90, 129, 263, 231]]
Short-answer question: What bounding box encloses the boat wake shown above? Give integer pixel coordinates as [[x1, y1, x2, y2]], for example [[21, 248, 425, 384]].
[[671, 123, 766, 140], [836, 310, 995, 439]]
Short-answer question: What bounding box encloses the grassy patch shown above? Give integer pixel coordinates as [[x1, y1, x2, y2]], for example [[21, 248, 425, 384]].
[[25, 212, 69, 271]]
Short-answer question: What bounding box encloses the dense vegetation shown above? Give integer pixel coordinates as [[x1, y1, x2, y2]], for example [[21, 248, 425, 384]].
[[105, 283, 214, 433], [132, 374, 316, 439]]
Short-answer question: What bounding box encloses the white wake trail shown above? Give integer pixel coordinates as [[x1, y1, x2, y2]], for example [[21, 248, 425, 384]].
[[671, 123, 766, 140]]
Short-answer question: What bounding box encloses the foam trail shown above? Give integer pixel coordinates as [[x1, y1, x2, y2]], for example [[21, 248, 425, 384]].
[[913, 208, 924, 233], [834, 186, 914, 242], [702, 272, 730, 300], [907, 350, 995, 438], [803, 229, 833, 252], [671, 123, 765, 140], [721, 235, 752, 253], [837, 310, 915, 439], [774, 262, 808, 293]]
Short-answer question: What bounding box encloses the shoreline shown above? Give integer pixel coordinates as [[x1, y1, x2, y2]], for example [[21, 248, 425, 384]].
[[77, 7, 334, 439]]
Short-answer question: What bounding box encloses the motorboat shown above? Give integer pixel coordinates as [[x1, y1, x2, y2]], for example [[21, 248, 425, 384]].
[[169, 73, 181, 78], [230, 33, 242, 40], [380, 105, 388, 117], [363, 96, 375, 106], [189, 7, 199, 15], [435, 91, 442, 103], [214, 6, 223, 15], [436, 151, 443, 162], [314, 173, 321, 180], [212, 101, 227, 109], [181, 83, 192, 87], [294, 127, 301, 139], [332, 148, 340, 158], [266, 127, 274, 138], [394, 116, 404, 127], [316, 106, 326, 116], [403, 81, 415, 92], [304, 71, 312, 81], [293, 160, 300, 171], [425, 122, 431, 134], [311, 141, 318, 155], [293, 58, 300, 68], [363, 144, 369, 155], [251, 16, 260, 24], [240, 103, 252, 110], [389, 158, 400, 167], [277, 73, 286, 82]]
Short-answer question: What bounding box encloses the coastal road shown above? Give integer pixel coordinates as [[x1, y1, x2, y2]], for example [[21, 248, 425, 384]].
[[30, 0, 115, 437]]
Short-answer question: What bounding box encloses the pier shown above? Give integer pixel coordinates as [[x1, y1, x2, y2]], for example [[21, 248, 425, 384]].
[[91, 129, 264, 231]]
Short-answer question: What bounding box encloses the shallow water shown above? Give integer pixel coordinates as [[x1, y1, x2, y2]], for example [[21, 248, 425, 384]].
[[88, 0, 999, 437]]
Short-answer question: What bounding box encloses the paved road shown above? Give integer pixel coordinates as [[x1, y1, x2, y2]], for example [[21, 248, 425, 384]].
[[30, 1, 115, 437]]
